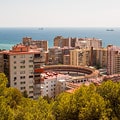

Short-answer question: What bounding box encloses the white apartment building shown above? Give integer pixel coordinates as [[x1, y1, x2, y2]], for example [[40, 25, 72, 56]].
[[40, 72, 68, 98], [75, 38, 102, 49], [0, 44, 45, 98]]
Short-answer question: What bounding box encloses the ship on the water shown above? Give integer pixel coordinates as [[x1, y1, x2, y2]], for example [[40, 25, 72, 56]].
[[106, 29, 114, 31]]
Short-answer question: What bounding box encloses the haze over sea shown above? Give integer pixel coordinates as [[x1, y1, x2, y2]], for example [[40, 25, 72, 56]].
[[0, 27, 120, 50]]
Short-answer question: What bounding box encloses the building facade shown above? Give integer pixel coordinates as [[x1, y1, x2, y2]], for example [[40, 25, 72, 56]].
[[54, 36, 102, 49], [40, 72, 67, 98], [23, 37, 48, 51], [70, 49, 90, 66], [75, 38, 102, 49], [0, 44, 46, 99], [54, 36, 77, 48], [70, 48, 107, 67], [107, 45, 120, 75]]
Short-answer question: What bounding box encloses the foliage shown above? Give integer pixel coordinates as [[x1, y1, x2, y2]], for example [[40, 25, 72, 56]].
[[1, 73, 120, 120]]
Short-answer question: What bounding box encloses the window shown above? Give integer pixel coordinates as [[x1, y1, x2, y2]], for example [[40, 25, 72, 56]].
[[20, 60, 25, 64], [29, 65, 33, 68], [20, 76, 25, 79], [20, 81, 25, 84], [29, 55, 33, 59], [29, 70, 33, 74], [14, 66, 16, 69], [21, 87, 25, 90], [29, 96, 33, 98], [20, 66, 25, 69], [29, 75, 33, 78], [14, 61, 16, 64], [29, 91, 33, 94], [14, 77, 17, 81], [13, 56, 16, 58], [20, 71, 25, 74], [29, 60, 33, 62], [29, 86, 33, 88], [14, 82, 17, 85]]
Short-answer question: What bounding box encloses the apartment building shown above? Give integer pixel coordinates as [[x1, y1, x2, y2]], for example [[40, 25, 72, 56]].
[[48, 46, 74, 65], [107, 45, 120, 75], [23, 37, 48, 51], [70, 47, 107, 67], [0, 44, 46, 98], [75, 38, 102, 49], [63, 55, 70, 65], [54, 36, 77, 48], [48, 46, 62, 64], [54, 36, 102, 49], [70, 49, 90, 66], [40, 72, 67, 98], [92, 48, 107, 68]]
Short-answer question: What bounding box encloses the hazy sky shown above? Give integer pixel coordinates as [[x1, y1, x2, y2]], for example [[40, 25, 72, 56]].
[[0, 0, 120, 27]]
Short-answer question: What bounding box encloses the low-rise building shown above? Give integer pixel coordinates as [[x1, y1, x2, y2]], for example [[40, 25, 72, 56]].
[[40, 72, 68, 98]]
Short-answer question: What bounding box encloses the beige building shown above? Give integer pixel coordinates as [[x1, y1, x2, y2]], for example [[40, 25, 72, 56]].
[[48, 46, 73, 65], [92, 48, 107, 68], [70, 49, 90, 66], [75, 38, 102, 49], [63, 55, 70, 65], [54, 36, 102, 49], [48, 46, 62, 64], [23, 37, 48, 51], [107, 45, 120, 75], [54, 36, 77, 48], [70, 48, 107, 68], [0, 44, 46, 99]]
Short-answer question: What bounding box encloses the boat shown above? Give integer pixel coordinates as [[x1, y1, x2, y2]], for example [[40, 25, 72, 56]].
[[38, 27, 44, 30], [106, 29, 114, 31]]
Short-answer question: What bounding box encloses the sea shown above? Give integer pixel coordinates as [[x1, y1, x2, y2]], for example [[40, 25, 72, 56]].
[[0, 27, 120, 50]]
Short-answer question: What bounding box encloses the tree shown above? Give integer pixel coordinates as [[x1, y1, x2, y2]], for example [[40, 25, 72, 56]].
[[5, 87, 23, 109], [0, 73, 8, 96], [97, 81, 120, 119]]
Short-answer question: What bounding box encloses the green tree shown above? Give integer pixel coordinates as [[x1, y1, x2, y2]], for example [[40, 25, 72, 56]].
[[0, 96, 14, 120], [0, 73, 8, 95], [97, 81, 120, 119], [5, 87, 23, 109]]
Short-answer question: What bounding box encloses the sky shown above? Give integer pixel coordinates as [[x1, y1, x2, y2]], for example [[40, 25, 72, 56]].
[[0, 0, 120, 27]]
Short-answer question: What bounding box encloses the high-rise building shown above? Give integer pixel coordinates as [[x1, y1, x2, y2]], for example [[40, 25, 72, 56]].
[[23, 37, 48, 51], [70, 49, 90, 66], [48, 46, 62, 65], [70, 48, 107, 67], [0, 44, 46, 99], [75, 38, 102, 49], [91, 48, 107, 68], [54, 36, 102, 49], [107, 45, 120, 75], [54, 36, 77, 48]]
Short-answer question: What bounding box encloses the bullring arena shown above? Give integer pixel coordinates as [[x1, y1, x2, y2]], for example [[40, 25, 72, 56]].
[[43, 65, 99, 79], [35, 65, 100, 93]]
